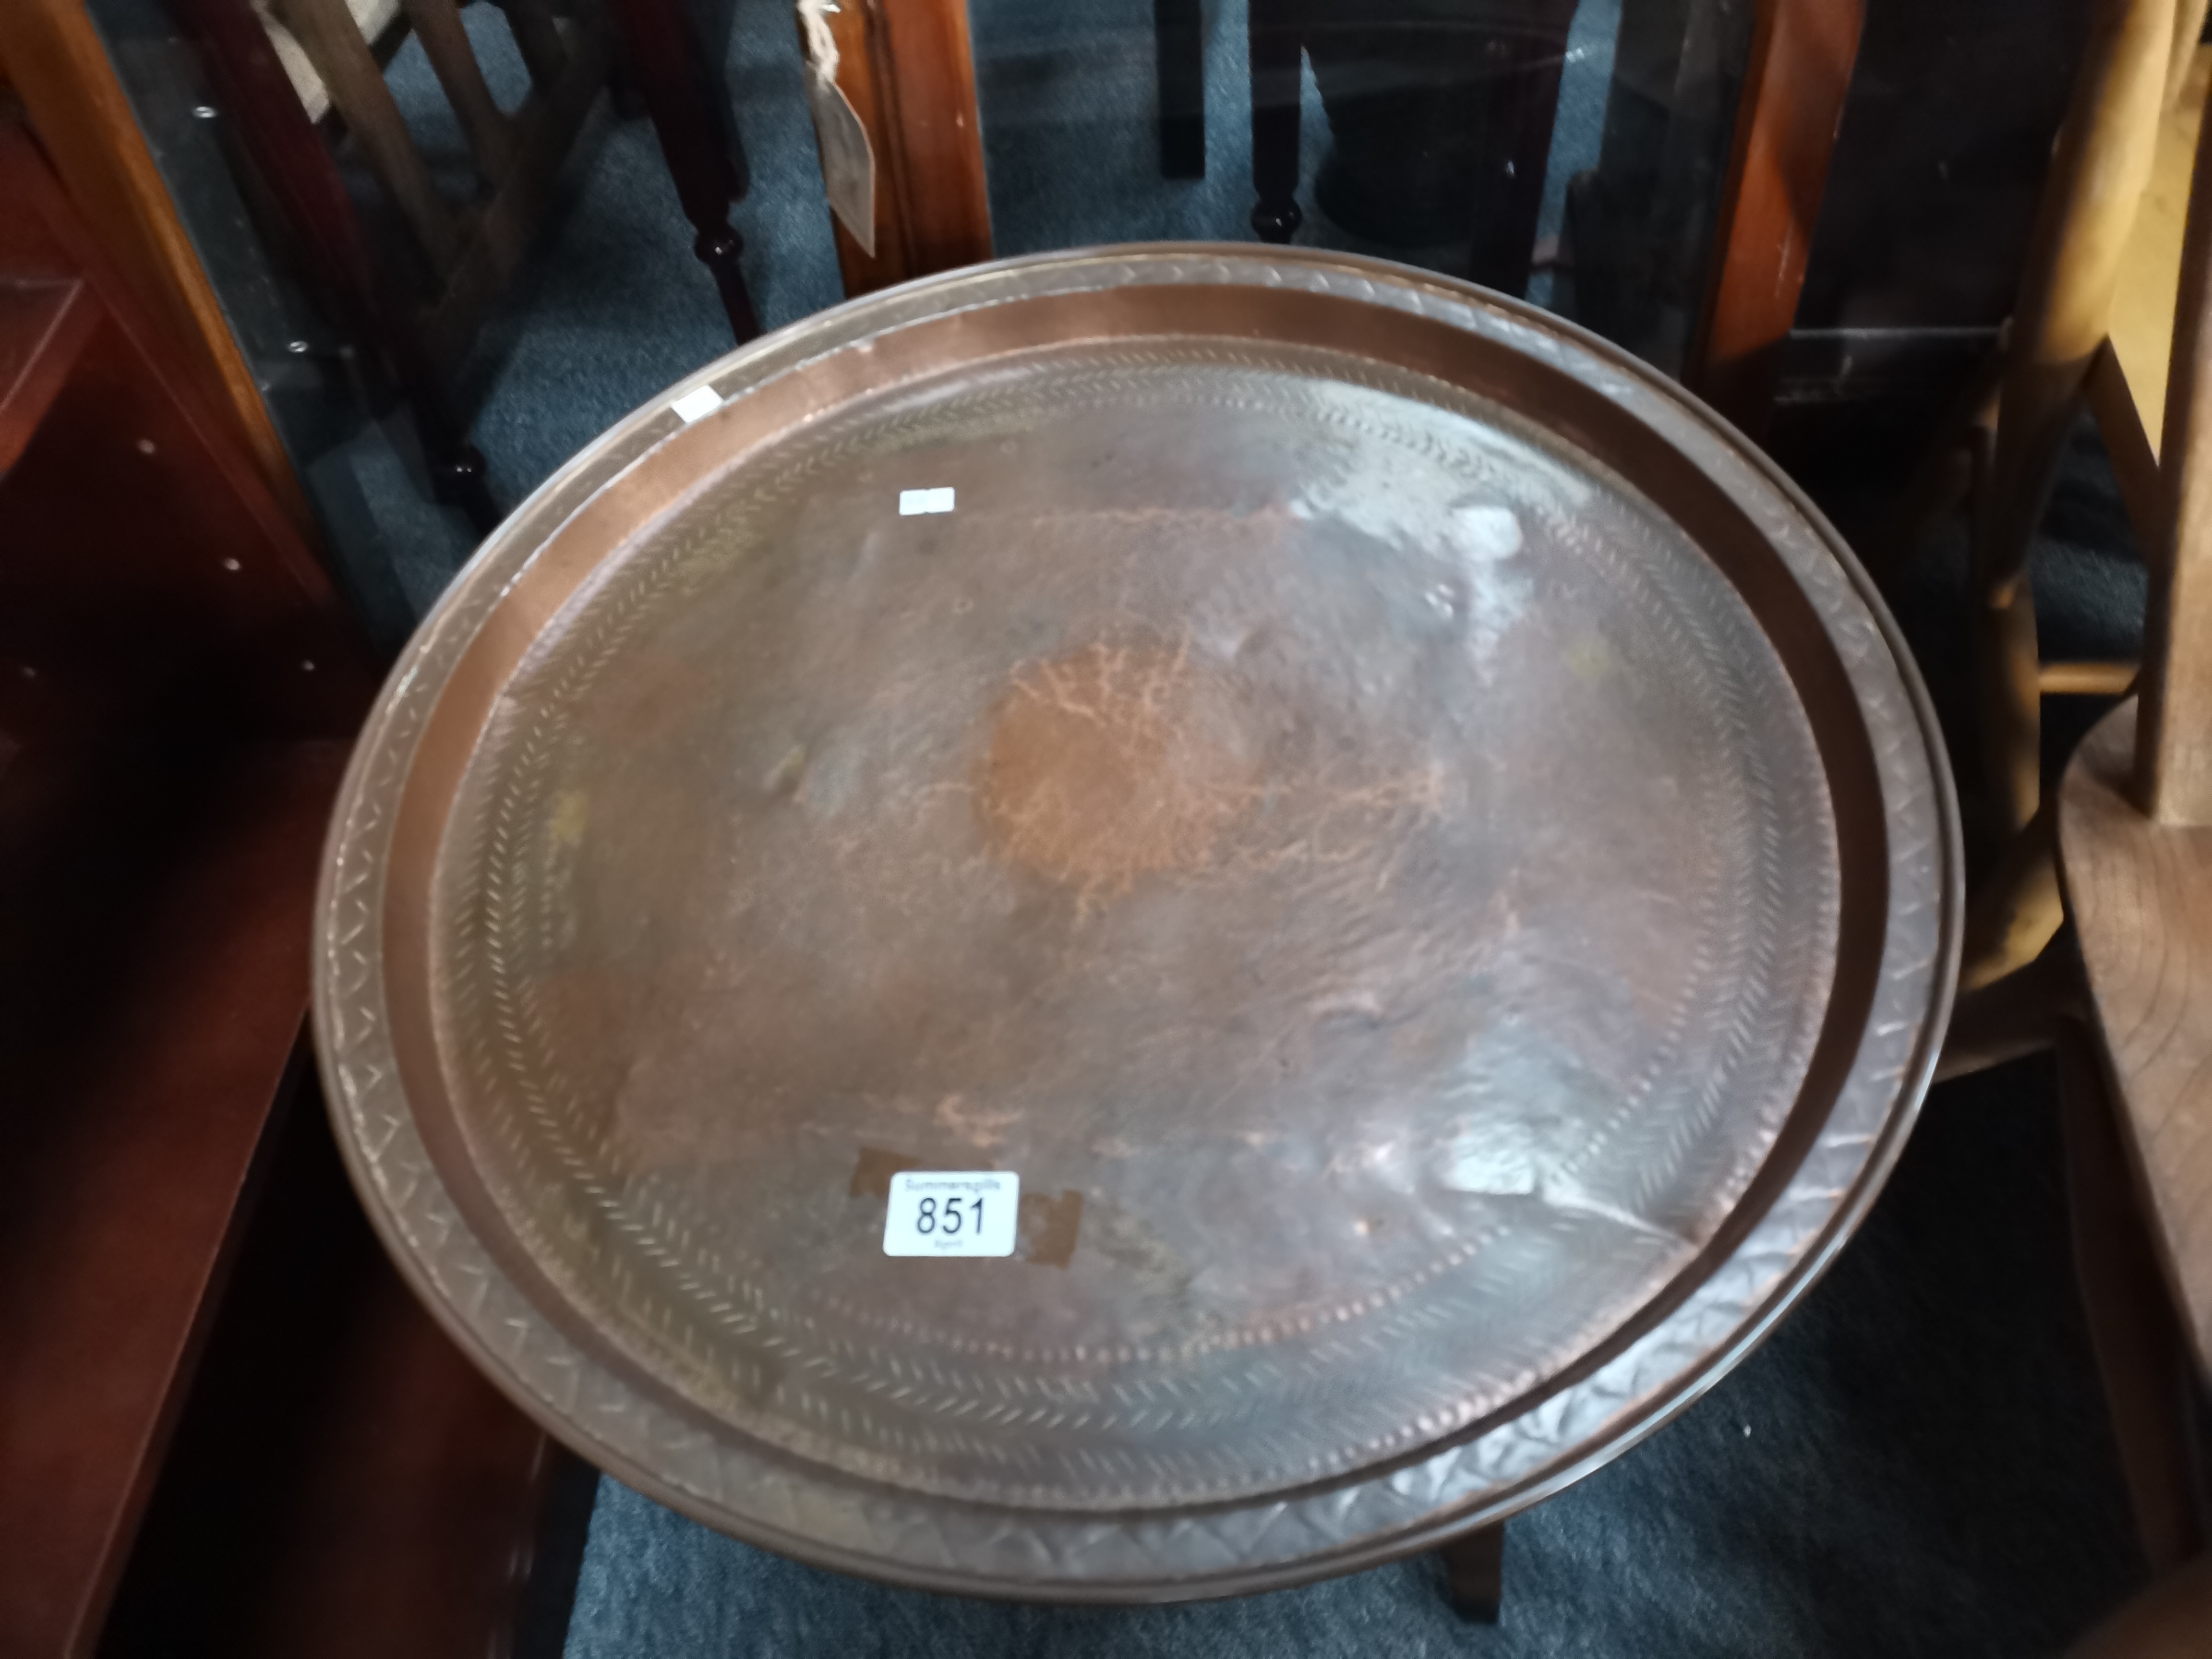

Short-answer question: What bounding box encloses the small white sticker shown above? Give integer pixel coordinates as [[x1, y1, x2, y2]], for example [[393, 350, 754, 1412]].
[[671, 385, 723, 423], [883, 1170, 1018, 1256], [899, 487, 956, 515]]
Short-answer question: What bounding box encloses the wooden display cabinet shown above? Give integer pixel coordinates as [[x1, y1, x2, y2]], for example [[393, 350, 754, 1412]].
[[0, 84, 585, 1659]]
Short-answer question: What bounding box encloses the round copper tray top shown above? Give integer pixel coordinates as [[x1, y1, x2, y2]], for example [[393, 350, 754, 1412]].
[[315, 247, 1960, 1599]]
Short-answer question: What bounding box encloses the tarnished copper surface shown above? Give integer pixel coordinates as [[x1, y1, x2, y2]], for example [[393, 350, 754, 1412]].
[[315, 247, 1960, 1599]]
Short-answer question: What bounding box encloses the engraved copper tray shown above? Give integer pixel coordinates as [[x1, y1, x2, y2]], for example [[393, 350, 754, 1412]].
[[315, 247, 1960, 1599]]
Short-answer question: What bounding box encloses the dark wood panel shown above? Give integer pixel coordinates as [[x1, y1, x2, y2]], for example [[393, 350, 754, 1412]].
[[100, 1083, 587, 1659], [0, 108, 386, 1655], [0, 739, 349, 1659], [0, 0, 309, 520], [243, 1266, 568, 1659], [0, 273, 98, 473], [0, 313, 378, 740], [0, 117, 375, 736]]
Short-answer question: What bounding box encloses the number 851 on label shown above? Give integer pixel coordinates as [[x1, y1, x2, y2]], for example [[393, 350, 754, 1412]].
[[883, 1171, 1020, 1257]]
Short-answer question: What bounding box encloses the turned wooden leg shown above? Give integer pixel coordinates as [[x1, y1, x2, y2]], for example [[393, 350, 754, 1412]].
[[1463, 4, 1577, 296], [691, 222, 762, 345], [1155, 0, 1204, 178], [1959, 805, 2066, 991], [1968, 372, 2050, 844], [1248, 0, 1301, 242], [606, 0, 762, 343], [1438, 1521, 1505, 1622], [1972, 554, 2046, 843]]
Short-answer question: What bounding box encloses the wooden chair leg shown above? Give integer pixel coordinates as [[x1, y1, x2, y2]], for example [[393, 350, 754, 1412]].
[[1970, 517, 2048, 842], [1438, 1520, 1505, 1622], [1960, 802, 2066, 991], [605, 0, 762, 343], [1155, 0, 1204, 179], [1463, 6, 1578, 297], [2057, 1027, 2209, 1575], [1248, 0, 1301, 243]]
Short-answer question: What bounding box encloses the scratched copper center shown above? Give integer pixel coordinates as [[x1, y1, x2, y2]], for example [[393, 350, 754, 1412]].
[[978, 641, 1260, 895], [319, 249, 1956, 1594]]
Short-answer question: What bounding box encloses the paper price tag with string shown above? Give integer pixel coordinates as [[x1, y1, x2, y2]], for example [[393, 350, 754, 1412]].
[[795, 0, 876, 255]]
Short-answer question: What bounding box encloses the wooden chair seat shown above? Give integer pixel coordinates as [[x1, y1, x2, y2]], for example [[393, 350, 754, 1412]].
[[2060, 699, 2212, 1379]]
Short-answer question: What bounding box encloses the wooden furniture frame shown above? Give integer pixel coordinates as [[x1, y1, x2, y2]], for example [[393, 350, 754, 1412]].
[[0, 0, 306, 521], [2, 105, 356, 1650], [1938, 14, 2212, 1617], [0, 108, 579, 1657], [2057, 42, 2212, 1395], [1875, 0, 2191, 993], [174, 0, 529, 524], [273, 0, 610, 369], [175, 0, 764, 526]]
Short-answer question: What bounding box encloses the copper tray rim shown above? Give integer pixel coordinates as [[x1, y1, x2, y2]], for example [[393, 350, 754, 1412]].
[[313, 242, 1962, 1601]]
